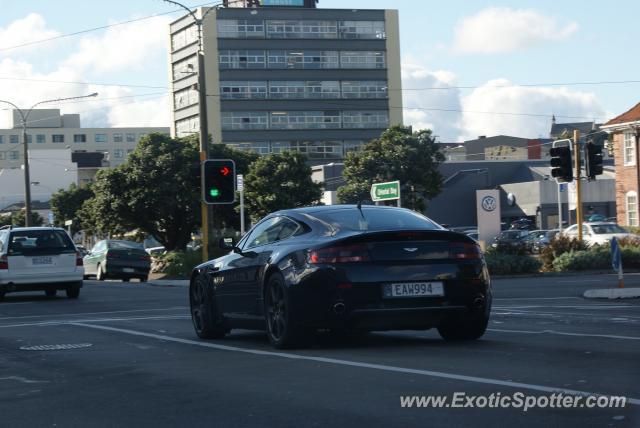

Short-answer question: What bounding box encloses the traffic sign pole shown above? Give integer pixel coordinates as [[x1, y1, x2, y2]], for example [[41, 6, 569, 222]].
[[237, 174, 245, 235]]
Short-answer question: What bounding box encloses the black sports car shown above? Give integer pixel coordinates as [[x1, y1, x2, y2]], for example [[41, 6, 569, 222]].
[[189, 205, 492, 349]]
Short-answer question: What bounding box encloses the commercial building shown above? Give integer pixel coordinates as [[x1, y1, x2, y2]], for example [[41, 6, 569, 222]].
[[0, 109, 169, 175], [168, 1, 402, 163]]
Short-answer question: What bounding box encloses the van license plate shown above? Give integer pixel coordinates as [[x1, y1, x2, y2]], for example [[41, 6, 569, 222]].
[[32, 256, 53, 265], [123, 268, 134, 273], [383, 282, 444, 298]]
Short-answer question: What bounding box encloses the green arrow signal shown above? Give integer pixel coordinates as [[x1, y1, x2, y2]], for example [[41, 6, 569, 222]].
[[209, 188, 220, 197]]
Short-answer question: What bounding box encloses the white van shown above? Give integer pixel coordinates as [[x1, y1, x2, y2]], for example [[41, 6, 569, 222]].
[[0, 226, 84, 300]]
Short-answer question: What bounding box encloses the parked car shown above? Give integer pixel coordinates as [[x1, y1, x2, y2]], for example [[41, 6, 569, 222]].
[[75, 244, 89, 258], [586, 214, 606, 222], [0, 226, 83, 300], [188, 205, 492, 349], [84, 239, 151, 282], [490, 229, 530, 251], [509, 218, 535, 230], [562, 222, 635, 246], [520, 230, 547, 253], [532, 229, 560, 253]]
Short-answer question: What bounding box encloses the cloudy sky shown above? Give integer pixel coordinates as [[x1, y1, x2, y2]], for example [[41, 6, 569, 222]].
[[1, 0, 637, 142]]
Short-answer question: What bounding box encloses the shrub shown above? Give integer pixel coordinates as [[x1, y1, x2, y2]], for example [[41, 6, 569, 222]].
[[152, 246, 231, 277], [551, 248, 610, 271], [540, 235, 588, 271], [485, 252, 542, 275]]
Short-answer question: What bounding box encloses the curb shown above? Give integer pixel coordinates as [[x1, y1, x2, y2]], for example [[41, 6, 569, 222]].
[[583, 288, 640, 299], [492, 270, 640, 280], [148, 280, 189, 287]]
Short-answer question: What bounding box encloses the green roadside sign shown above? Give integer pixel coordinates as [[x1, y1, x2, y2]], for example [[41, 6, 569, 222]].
[[370, 180, 400, 202]]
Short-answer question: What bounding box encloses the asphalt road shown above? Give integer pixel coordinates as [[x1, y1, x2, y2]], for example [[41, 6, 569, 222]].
[[0, 274, 638, 428]]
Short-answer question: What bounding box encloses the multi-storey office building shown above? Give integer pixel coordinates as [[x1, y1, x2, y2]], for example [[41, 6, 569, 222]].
[[0, 109, 169, 173], [169, 4, 403, 163]]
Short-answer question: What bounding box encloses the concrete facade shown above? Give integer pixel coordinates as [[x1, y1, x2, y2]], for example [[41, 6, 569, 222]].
[[168, 5, 402, 163]]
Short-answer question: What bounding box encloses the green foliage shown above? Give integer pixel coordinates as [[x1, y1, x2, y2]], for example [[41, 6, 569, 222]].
[[484, 252, 542, 275], [540, 234, 589, 271], [0, 211, 44, 227], [486, 242, 528, 256], [153, 250, 204, 277], [337, 125, 445, 211], [552, 243, 640, 271], [244, 150, 322, 221], [50, 183, 94, 235]]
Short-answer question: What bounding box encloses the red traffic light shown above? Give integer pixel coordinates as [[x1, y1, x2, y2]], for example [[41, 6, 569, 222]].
[[220, 166, 231, 176]]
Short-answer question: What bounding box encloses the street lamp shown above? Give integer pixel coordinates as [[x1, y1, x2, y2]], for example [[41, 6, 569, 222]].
[[163, 0, 216, 261], [0, 92, 98, 226]]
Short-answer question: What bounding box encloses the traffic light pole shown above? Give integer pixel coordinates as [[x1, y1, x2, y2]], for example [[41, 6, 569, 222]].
[[573, 130, 583, 241]]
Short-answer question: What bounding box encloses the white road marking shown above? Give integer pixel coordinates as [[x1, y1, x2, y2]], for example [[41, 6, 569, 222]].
[[0, 307, 187, 321], [0, 376, 48, 384], [558, 280, 603, 283], [0, 302, 35, 306], [494, 305, 633, 310], [71, 322, 640, 406], [0, 314, 189, 329], [488, 328, 640, 341]]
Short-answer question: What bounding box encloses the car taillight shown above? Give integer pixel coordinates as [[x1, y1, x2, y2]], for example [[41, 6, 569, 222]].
[[309, 244, 371, 264], [449, 242, 482, 260], [76, 252, 83, 267], [0, 254, 7, 270]]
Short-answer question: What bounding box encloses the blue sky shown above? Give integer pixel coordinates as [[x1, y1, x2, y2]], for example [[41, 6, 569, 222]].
[[1, 0, 638, 142]]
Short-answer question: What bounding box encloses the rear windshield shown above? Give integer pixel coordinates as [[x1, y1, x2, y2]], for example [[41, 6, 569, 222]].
[[108, 240, 144, 250], [308, 208, 442, 232], [8, 230, 75, 255], [498, 231, 523, 239], [591, 224, 627, 234]]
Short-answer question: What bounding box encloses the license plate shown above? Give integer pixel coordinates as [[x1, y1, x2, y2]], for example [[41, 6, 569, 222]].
[[32, 256, 53, 265], [123, 268, 135, 273], [383, 282, 444, 298]]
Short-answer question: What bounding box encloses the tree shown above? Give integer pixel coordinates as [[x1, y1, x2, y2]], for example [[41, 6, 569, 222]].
[[244, 151, 322, 220], [337, 125, 445, 211], [79, 133, 201, 251], [3, 211, 45, 227], [50, 183, 94, 235]]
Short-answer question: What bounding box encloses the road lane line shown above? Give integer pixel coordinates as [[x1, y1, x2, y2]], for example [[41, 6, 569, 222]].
[[70, 322, 640, 406], [0, 307, 188, 321], [557, 280, 603, 283], [0, 315, 189, 328], [488, 328, 640, 341]]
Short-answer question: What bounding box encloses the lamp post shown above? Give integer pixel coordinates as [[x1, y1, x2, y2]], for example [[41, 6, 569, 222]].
[[163, 0, 216, 262], [0, 92, 98, 226]]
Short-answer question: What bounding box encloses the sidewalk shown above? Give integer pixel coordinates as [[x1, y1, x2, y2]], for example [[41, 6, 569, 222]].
[[148, 273, 189, 287]]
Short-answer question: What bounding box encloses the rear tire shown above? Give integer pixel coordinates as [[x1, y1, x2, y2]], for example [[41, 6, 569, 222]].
[[96, 264, 105, 281], [264, 273, 309, 349], [437, 312, 489, 341], [140, 276, 148, 283], [189, 273, 227, 339], [45, 289, 57, 298], [66, 284, 81, 299], [122, 278, 130, 282]]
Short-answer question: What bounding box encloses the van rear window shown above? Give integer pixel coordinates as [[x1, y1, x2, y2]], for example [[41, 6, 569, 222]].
[[8, 230, 75, 255]]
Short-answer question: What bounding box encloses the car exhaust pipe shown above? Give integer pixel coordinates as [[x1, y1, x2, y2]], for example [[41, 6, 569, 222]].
[[473, 296, 485, 309], [333, 302, 346, 315]]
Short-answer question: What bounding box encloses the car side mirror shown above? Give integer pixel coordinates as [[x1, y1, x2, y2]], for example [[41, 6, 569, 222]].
[[219, 237, 235, 250]]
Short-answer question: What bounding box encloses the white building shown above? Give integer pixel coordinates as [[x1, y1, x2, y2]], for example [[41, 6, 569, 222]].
[[0, 109, 169, 171]]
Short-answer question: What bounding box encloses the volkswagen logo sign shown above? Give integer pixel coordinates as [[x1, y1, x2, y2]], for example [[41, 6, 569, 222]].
[[481, 196, 497, 212]]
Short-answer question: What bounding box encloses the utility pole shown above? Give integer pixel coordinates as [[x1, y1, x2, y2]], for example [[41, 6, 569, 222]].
[[573, 130, 583, 241]]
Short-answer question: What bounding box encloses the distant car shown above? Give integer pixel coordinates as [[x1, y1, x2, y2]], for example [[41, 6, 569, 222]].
[[509, 218, 535, 230], [586, 214, 606, 222], [145, 246, 166, 256], [0, 226, 84, 300], [562, 222, 635, 246], [75, 244, 89, 258], [532, 229, 560, 253], [466, 232, 479, 242], [520, 230, 547, 253], [84, 239, 151, 282], [490, 229, 530, 250]]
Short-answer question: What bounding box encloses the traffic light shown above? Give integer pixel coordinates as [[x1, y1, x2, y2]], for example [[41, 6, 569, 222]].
[[549, 146, 573, 182], [202, 159, 236, 204], [584, 142, 603, 180]]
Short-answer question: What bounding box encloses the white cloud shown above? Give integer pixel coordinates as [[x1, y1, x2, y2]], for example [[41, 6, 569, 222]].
[[453, 7, 578, 54], [0, 13, 60, 53], [401, 61, 462, 142], [62, 16, 171, 74], [107, 95, 170, 128], [459, 79, 604, 140]]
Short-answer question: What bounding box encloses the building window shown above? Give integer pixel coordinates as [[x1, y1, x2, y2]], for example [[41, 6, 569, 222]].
[[220, 81, 268, 100], [221, 112, 268, 130], [0, 152, 4, 160], [341, 81, 388, 99], [174, 86, 200, 108], [271, 141, 290, 154], [289, 141, 343, 159], [266, 20, 338, 39], [338, 21, 386, 39], [126, 133, 136, 143], [52, 134, 65, 143], [171, 25, 198, 51], [268, 81, 340, 99], [267, 50, 339, 69], [340, 51, 386, 69], [74, 134, 87, 143], [218, 50, 266, 69], [172, 55, 198, 81], [0, 135, 3, 144], [270, 111, 341, 130], [624, 132, 636, 166], [26, 135, 32, 144], [342, 111, 389, 129], [114, 149, 124, 159], [113, 133, 123, 143], [226, 142, 270, 155], [218, 19, 265, 38], [627, 191, 638, 226], [36, 134, 45, 144], [9, 151, 19, 160], [344, 140, 365, 153], [139, 133, 147, 140], [10, 135, 19, 144], [95, 134, 107, 143], [175, 116, 200, 136]]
